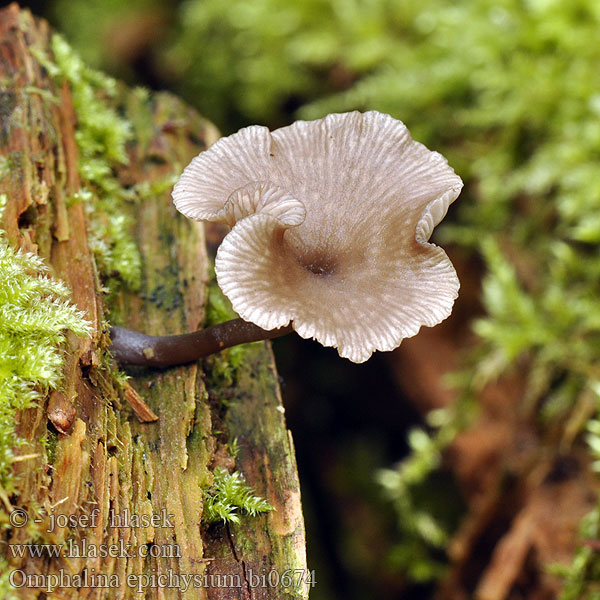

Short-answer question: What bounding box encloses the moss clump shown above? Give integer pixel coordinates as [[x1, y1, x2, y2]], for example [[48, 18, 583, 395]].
[[376, 401, 471, 582], [34, 34, 142, 296], [549, 507, 600, 600], [52, 34, 141, 294], [203, 466, 273, 525], [0, 194, 91, 492]]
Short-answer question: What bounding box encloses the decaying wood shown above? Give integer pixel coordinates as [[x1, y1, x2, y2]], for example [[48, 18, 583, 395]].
[[122, 383, 158, 423], [0, 5, 307, 598]]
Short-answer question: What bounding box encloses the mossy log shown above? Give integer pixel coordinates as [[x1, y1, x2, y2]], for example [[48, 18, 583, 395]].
[[0, 4, 307, 598]]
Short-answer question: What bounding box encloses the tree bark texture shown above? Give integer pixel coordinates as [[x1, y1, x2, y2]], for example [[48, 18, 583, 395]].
[[0, 4, 307, 599]]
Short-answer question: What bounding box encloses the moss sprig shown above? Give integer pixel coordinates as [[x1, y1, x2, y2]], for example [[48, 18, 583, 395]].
[[203, 467, 273, 525], [36, 34, 142, 295], [0, 194, 91, 492]]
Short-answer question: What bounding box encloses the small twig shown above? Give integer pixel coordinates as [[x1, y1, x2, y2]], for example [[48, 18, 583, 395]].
[[123, 381, 158, 423]]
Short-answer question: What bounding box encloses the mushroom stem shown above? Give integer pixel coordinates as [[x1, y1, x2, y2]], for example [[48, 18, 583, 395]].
[[109, 318, 293, 368]]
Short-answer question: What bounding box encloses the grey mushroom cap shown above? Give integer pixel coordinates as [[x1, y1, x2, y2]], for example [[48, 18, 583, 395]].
[[173, 111, 463, 363]]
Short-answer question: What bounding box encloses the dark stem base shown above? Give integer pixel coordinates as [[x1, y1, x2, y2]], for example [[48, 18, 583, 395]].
[[109, 318, 293, 368]]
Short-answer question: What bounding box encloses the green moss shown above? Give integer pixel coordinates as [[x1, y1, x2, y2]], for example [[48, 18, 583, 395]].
[[202, 466, 273, 525], [203, 276, 255, 390], [0, 194, 91, 492], [201, 283, 274, 529], [227, 437, 240, 459], [34, 35, 142, 296], [376, 399, 472, 582], [549, 505, 600, 600], [550, 412, 600, 598], [205, 274, 238, 326]]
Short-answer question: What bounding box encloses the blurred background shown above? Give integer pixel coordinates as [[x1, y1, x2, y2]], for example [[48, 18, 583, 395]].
[[10, 0, 600, 598]]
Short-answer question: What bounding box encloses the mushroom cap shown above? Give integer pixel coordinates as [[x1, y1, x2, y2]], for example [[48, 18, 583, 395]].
[[173, 111, 463, 363]]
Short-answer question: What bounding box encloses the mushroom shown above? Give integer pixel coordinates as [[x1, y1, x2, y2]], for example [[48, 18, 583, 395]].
[[110, 111, 462, 367]]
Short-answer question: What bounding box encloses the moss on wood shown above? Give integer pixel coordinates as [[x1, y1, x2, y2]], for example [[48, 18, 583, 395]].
[[0, 5, 307, 599]]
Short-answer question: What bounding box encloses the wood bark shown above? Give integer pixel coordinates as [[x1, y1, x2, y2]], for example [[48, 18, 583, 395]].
[[0, 4, 307, 599]]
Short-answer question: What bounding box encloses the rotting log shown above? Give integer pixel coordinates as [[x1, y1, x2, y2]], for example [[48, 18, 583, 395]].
[[0, 4, 307, 598]]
